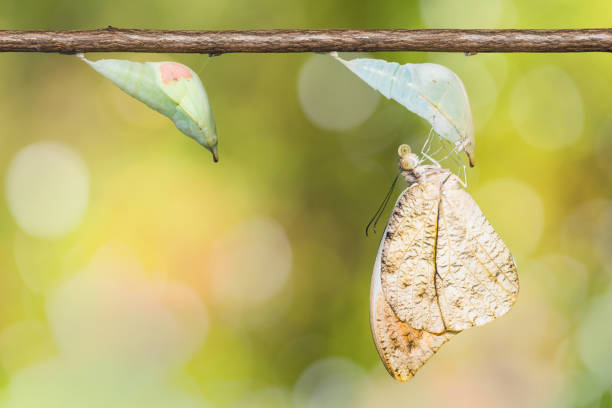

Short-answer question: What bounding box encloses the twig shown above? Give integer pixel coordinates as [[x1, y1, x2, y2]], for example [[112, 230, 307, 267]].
[[0, 28, 611, 54]]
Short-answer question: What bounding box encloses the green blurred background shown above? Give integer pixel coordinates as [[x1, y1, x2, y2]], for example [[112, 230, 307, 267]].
[[1, 0, 611, 407]]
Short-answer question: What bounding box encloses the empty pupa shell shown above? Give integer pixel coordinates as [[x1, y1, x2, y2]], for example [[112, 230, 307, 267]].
[[79, 55, 218, 162], [333, 54, 475, 166]]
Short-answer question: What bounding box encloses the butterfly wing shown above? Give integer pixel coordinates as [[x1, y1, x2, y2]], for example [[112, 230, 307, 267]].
[[371, 205, 455, 382], [435, 185, 519, 331], [380, 183, 446, 334]]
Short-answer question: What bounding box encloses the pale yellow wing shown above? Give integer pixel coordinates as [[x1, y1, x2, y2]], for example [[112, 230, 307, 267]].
[[380, 184, 446, 334], [371, 224, 455, 382], [435, 185, 519, 331]]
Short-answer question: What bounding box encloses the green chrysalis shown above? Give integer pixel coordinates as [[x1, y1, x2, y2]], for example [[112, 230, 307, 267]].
[[78, 54, 219, 162], [332, 53, 475, 167]]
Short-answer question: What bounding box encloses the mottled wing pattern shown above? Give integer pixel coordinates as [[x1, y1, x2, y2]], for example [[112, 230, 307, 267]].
[[371, 224, 454, 382], [435, 184, 519, 331], [372, 172, 519, 380], [371, 284, 454, 381], [380, 184, 446, 334]]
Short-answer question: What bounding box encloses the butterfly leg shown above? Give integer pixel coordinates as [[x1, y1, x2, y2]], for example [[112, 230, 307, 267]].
[[421, 128, 435, 156], [421, 151, 442, 168]]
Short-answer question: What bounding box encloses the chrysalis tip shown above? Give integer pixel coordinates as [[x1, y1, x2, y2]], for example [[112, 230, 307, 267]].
[[211, 146, 219, 163], [468, 153, 475, 167]]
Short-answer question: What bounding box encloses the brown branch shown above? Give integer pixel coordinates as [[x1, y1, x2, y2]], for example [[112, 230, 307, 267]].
[[0, 28, 611, 54]]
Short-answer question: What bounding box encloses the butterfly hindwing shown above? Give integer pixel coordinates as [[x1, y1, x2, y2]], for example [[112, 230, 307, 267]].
[[371, 218, 455, 382], [435, 182, 520, 331]]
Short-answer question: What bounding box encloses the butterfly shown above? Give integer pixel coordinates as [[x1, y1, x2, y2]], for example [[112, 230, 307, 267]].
[[369, 144, 519, 381]]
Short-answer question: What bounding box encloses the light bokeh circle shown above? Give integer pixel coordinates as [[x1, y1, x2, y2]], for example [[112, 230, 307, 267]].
[[522, 254, 588, 312], [561, 199, 612, 269], [3, 358, 210, 408], [47, 243, 209, 373], [472, 178, 544, 257], [577, 288, 612, 388], [298, 54, 379, 131], [5, 141, 89, 238], [234, 387, 291, 408], [208, 217, 292, 307], [510, 66, 583, 150], [293, 357, 366, 408]]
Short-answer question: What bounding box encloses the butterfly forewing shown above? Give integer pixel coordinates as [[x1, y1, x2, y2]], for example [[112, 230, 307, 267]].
[[371, 219, 455, 382], [380, 183, 446, 334], [435, 184, 519, 330]]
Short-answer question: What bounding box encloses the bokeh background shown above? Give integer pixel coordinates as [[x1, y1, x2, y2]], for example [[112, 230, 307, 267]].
[[1, 0, 611, 407]]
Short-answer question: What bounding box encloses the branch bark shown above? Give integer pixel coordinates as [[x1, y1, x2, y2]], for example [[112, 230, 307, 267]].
[[0, 28, 611, 54]]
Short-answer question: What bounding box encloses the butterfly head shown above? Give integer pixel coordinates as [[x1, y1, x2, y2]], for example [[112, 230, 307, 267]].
[[398, 144, 419, 172]]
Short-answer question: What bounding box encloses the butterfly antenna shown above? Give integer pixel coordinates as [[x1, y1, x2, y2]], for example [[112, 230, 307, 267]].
[[365, 172, 400, 237]]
